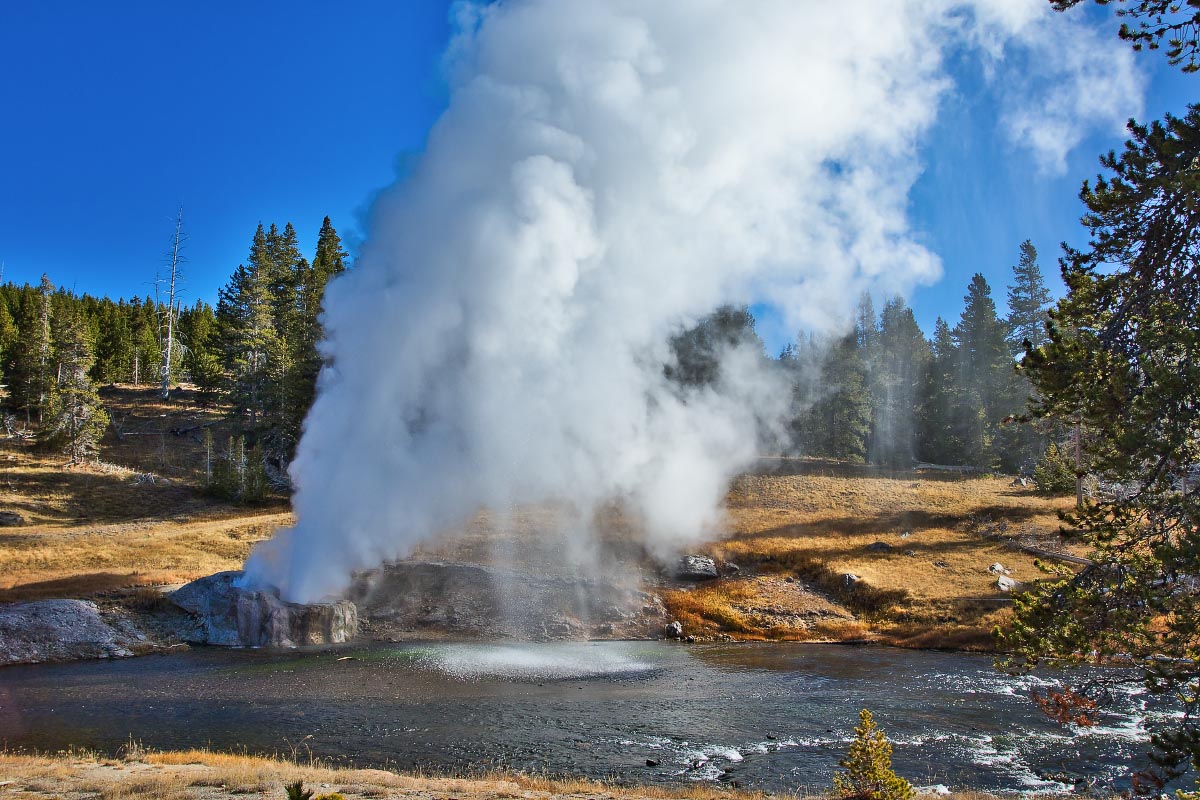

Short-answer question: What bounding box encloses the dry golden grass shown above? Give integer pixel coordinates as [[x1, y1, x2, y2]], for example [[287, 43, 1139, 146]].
[[0, 748, 1025, 800], [0, 748, 796, 800], [0, 384, 289, 602], [660, 462, 1079, 650]]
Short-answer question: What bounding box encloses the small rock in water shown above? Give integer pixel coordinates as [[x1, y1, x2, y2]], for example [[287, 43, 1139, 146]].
[[766, 733, 777, 740], [646, 759, 660, 767], [674, 555, 719, 581]]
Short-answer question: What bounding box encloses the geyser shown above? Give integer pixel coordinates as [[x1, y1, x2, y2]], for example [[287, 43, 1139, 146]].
[[241, 0, 1142, 603]]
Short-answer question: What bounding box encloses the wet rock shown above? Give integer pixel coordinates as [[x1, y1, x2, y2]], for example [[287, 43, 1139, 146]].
[[348, 561, 644, 640], [665, 620, 684, 638], [0, 510, 25, 526], [0, 599, 150, 666], [646, 759, 660, 767], [865, 541, 894, 553], [674, 555, 719, 581], [170, 571, 358, 648]]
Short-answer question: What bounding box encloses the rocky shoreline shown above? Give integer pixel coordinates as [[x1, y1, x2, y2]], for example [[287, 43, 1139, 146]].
[[0, 558, 759, 667]]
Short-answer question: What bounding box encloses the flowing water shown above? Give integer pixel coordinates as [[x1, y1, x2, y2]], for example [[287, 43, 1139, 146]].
[[0, 642, 1164, 793]]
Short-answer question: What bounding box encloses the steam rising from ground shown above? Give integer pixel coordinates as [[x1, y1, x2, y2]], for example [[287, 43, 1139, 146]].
[[242, 0, 1141, 603]]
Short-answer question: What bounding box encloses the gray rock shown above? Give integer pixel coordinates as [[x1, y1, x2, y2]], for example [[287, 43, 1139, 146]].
[[904, 549, 918, 557], [996, 575, 1020, 592], [0, 599, 149, 666], [348, 561, 646, 640], [0, 510, 25, 526], [865, 541, 894, 553], [170, 571, 358, 648], [674, 555, 719, 581], [988, 562, 1011, 576], [842, 572, 861, 587], [665, 620, 684, 638]]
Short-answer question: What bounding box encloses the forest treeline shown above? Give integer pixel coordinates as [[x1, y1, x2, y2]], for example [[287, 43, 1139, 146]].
[[0, 214, 1058, 483], [0, 216, 347, 487], [673, 240, 1060, 476]]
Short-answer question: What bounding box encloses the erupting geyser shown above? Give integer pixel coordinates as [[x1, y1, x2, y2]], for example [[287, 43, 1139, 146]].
[[241, 0, 1141, 603]]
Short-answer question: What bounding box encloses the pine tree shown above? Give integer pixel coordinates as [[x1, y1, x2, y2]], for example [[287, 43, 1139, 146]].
[[178, 300, 223, 403], [1002, 240, 1055, 472], [217, 228, 281, 428], [284, 217, 348, 455], [1006, 240, 1052, 355], [832, 709, 915, 800], [952, 274, 1013, 469], [870, 297, 931, 467], [41, 307, 108, 463], [812, 332, 872, 462], [918, 317, 959, 464], [1002, 106, 1200, 788]]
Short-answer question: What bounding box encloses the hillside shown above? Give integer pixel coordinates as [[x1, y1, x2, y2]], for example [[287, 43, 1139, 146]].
[[0, 387, 1077, 649]]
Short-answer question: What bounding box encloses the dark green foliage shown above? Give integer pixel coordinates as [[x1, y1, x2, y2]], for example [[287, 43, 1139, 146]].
[[1006, 240, 1052, 355], [1003, 106, 1200, 788], [831, 709, 915, 800], [40, 306, 109, 462], [1030, 441, 1076, 495], [667, 305, 765, 387], [178, 301, 223, 403], [206, 434, 269, 504], [869, 297, 931, 467], [1051, 0, 1200, 73], [284, 781, 314, 800], [952, 274, 1015, 470]]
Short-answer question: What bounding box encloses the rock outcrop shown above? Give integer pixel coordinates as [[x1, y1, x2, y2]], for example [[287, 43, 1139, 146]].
[[0, 599, 151, 666], [169, 571, 358, 648], [674, 555, 719, 581], [348, 561, 652, 640]]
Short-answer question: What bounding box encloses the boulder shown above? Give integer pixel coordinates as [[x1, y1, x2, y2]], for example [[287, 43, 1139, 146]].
[[674, 555, 719, 581], [996, 575, 1020, 592], [988, 562, 1011, 576], [170, 571, 357, 648], [865, 541, 894, 553], [0, 510, 25, 526], [665, 620, 684, 638], [0, 599, 150, 665]]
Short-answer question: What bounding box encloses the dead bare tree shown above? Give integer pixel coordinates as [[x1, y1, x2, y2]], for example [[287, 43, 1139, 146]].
[[156, 207, 187, 400]]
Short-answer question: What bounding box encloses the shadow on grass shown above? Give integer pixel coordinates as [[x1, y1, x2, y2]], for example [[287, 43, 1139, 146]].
[[0, 572, 141, 602]]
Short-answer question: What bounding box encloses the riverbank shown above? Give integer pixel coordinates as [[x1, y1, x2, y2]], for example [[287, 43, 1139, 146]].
[[0, 748, 1010, 800]]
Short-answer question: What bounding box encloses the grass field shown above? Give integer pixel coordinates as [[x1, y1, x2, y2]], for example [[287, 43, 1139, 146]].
[[662, 462, 1077, 650], [0, 386, 1078, 650], [0, 384, 288, 602]]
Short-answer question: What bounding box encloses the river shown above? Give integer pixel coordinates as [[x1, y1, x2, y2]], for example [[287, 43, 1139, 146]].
[[0, 642, 1160, 794]]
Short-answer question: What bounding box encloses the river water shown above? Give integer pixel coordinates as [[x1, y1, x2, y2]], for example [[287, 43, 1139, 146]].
[[0, 642, 1161, 794]]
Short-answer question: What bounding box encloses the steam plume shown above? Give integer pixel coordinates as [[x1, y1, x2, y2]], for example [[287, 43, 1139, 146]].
[[242, 0, 1141, 603]]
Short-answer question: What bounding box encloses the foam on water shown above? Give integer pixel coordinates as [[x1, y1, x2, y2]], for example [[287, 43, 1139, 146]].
[[413, 642, 658, 681]]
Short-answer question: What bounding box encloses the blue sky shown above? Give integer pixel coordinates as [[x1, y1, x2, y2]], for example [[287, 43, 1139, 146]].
[[0, 3, 1194, 352]]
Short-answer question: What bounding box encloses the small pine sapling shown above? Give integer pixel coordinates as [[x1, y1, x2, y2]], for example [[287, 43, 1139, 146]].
[[831, 709, 915, 800]]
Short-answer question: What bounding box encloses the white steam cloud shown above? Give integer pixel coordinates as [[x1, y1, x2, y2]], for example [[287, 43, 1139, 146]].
[[241, 0, 1143, 603]]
